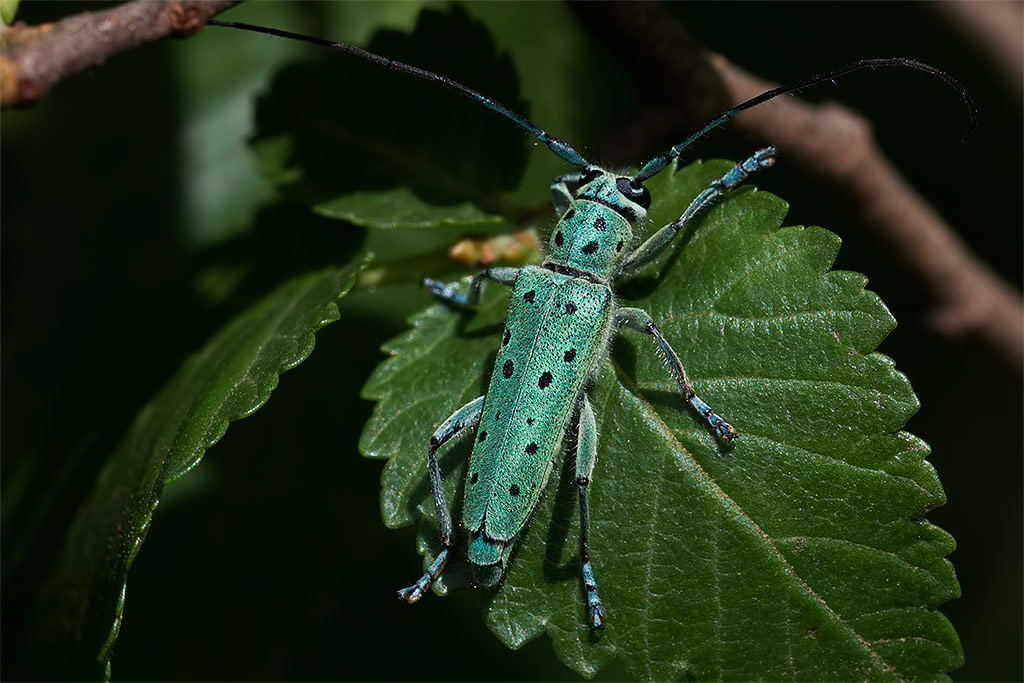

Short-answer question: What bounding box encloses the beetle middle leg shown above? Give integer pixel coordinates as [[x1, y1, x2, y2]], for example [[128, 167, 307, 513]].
[[615, 307, 737, 442], [397, 395, 485, 603]]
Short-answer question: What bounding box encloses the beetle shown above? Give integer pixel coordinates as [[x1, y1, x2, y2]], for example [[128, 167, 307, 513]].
[[208, 17, 976, 630]]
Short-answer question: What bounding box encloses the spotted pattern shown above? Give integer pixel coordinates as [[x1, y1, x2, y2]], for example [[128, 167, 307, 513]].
[[463, 265, 613, 541]]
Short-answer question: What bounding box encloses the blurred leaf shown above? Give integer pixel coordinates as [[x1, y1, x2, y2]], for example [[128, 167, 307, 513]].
[[360, 160, 960, 680], [0, 0, 18, 25], [251, 5, 530, 229], [463, 2, 633, 205], [28, 258, 367, 680], [178, 2, 319, 247]]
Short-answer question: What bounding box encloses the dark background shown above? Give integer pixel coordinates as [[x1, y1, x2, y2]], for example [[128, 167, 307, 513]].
[[3, 2, 1020, 680]]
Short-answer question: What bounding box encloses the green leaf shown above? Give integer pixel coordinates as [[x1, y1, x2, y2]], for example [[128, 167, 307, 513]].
[[314, 187, 508, 231], [360, 161, 960, 680], [28, 259, 366, 680]]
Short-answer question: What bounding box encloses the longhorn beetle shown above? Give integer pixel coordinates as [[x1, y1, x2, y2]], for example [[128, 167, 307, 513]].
[[209, 16, 976, 630]]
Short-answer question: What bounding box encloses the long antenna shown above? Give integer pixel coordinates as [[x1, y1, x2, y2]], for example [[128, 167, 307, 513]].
[[632, 58, 978, 183], [208, 19, 594, 171]]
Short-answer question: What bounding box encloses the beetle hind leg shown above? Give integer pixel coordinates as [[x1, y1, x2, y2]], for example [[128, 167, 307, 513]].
[[397, 395, 485, 603], [576, 394, 605, 629]]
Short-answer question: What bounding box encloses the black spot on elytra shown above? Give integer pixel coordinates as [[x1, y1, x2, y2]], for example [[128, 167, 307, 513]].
[[582, 241, 599, 255], [565, 302, 577, 314], [564, 208, 575, 222], [564, 349, 577, 363], [593, 216, 606, 231], [478, 430, 487, 443], [526, 417, 534, 425], [503, 359, 514, 378], [524, 290, 535, 303], [554, 231, 564, 247], [470, 472, 479, 484], [616, 239, 624, 252], [503, 329, 510, 346], [525, 442, 538, 455], [538, 371, 554, 389], [509, 484, 520, 496], [495, 410, 501, 420]]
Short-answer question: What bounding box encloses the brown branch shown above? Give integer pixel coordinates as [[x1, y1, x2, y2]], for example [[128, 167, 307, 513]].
[[567, 1, 730, 166], [933, 0, 1024, 101], [714, 57, 1024, 374], [0, 0, 240, 109], [570, 0, 1023, 375]]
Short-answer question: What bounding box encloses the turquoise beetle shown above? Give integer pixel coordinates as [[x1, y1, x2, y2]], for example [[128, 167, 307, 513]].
[[402, 150, 777, 629]]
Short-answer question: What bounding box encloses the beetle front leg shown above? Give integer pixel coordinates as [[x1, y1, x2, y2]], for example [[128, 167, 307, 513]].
[[397, 395, 485, 603], [551, 171, 583, 215], [620, 148, 776, 273], [615, 307, 737, 442], [422, 266, 519, 307]]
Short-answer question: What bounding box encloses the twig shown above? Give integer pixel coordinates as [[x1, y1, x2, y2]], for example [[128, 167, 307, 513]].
[[0, 0, 240, 109], [570, 1, 1023, 375]]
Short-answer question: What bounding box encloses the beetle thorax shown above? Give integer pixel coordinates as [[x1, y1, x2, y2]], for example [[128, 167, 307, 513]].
[[544, 172, 649, 281]]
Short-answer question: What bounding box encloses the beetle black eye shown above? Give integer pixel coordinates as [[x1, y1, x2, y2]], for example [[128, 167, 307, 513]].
[[580, 168, 603, 185], [616, 177, 651, 209]]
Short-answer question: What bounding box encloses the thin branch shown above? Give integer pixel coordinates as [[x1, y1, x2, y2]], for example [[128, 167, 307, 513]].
[[570, 0, 1023, 375], [0, 0, 240, 109]]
